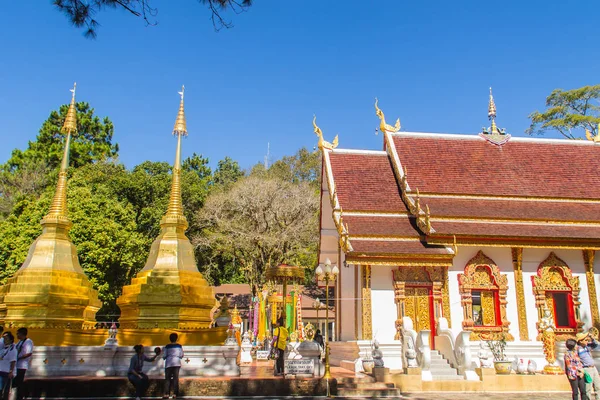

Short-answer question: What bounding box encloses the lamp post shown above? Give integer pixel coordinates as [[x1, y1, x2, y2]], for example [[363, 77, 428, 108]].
[[315, 258, 339, 380], [312, 297, 322, 332]]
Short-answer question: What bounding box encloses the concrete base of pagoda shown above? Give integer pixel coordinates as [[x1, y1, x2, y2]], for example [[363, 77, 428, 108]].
[[117, 269, 216, 329], [0, 219, 101, 329]]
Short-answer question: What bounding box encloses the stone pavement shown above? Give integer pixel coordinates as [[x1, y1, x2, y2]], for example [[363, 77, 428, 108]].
[[403, 393, 570, 400]]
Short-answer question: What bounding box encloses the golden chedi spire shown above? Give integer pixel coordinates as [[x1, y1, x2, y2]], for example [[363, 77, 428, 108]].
[[0, 83, 101, 329], [117, 86, 215, 329]]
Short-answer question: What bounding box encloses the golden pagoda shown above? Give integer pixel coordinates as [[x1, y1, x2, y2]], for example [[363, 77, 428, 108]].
[[0, 83, 101, 329], [117, 86, 215, 329]]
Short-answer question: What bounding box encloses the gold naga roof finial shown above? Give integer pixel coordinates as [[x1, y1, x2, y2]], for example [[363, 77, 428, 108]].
[[488, 87, 499, 134], [163, 85, 188, 226], [374, 98, 400, 133], [585, 123, 600, 143], [44, 82, 78, 222], [312, 115, 339, 150]]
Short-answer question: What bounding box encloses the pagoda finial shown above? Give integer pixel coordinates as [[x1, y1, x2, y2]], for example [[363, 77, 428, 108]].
[[488, 87, 498, 134], [173, 85, 188, 136], [163, 86, 188, 227], [374, 98, 401, 133], [44, 83, 78, 222]]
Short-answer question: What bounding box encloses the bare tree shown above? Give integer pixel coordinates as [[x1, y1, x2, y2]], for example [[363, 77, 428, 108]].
[[193, 176, 318, 291], [53, 0, 253, 38]]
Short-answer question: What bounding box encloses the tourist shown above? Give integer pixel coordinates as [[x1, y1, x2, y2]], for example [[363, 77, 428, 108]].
[[0, 332, 17, 400], [314, 329, 324, 349], [162, 333, 184, 399], [128, 344, 160, 400], [565, 338, 588, 400], [577, 332, 600, 400], [13, 328, 33, 400], [271, 318, 289, 376]]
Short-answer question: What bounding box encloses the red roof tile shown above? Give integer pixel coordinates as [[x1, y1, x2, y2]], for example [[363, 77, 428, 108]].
[[328, 152, 405, 212], [431, 221, 600, 239], [343, 215, 418, 237], [350, 239, 451, 255], [423, 197, 600, 222], [392, 134, 600, 199]]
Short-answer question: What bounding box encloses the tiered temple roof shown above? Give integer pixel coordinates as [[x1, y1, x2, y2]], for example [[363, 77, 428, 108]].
[[321, 110, 600, 265]]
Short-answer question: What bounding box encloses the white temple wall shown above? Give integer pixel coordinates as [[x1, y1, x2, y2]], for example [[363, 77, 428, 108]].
[[338, 254, 356, 341], [370, 265, 396, 343]]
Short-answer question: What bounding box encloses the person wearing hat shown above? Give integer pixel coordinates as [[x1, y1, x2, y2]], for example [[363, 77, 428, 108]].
[[577, 331, 600, 400]]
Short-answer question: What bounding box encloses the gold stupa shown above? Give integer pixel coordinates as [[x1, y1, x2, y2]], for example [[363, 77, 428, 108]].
[[117, 86, 215, 329], [0, 83, 102, 329]]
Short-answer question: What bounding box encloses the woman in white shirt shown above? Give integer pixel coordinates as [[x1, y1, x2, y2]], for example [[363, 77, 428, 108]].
[[0, 332, 17, 398]]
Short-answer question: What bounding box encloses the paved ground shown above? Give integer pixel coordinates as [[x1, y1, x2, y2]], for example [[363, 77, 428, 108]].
[[403, 394, 570, 400], [22, 395, 574, 400]]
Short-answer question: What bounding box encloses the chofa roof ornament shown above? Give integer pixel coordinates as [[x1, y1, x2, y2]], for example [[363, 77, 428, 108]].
[[480, 87, 511, 145]]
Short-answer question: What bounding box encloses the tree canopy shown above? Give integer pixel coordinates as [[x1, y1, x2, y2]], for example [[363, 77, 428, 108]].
[[0, 102, 117, 220], [0, 100, 321, 316], [526, 85, 600, 139], [53, 0, 253, 38]]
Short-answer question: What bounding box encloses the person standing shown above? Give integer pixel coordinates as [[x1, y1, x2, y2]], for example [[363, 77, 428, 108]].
[[314, 329, 324, 349], [0, 332, 17, 400], [128, 345, 160, 400], [565, 338, 589, 400], [13, 328, 33, 400], [271, 318, 289, 377], [162, 333, 183, 399], [577, 332, 600, 400]]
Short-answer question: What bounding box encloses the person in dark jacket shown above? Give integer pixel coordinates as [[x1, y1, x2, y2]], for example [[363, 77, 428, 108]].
[[128, 345, 160, 400], [314, 329, 324, 349]]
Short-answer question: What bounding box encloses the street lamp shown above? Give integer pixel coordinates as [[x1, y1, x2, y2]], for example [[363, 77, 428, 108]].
[[312, 297, 322, 331], [315, 258, 339, 380]]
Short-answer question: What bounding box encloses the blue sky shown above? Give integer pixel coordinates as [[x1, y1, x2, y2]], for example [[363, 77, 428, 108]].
[[1, 1, 599, 170]]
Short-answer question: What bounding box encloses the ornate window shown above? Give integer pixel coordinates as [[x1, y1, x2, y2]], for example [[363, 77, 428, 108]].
[[532, 252, 583, 340], [458, 251, 512, 341]]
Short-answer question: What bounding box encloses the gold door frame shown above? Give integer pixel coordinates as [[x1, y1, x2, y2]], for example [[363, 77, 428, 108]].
[[393, 266, 446, 340]]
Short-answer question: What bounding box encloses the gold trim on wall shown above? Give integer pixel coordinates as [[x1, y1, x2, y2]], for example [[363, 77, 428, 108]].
[[583, 250, 600, 327], [512, 248, 529, 341], [362, 265, 372, 340]]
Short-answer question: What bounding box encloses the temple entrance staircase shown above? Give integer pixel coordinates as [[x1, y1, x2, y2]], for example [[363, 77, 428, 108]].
[[429, 349, 462, 380]]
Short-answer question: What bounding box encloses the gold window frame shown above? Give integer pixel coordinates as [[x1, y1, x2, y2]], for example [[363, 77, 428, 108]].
[[458, 251, 513, 341]]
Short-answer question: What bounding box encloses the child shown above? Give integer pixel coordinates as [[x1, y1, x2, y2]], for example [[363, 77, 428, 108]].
[[163, 333, 184, 399]]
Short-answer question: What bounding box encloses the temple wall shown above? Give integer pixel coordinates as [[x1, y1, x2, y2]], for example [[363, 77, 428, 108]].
[[448, 247, 597, 342], [370, 265, 396, 343]]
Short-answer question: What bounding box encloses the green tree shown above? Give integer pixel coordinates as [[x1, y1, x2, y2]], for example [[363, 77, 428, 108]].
[[527, 85, 600, 139], [3, 102, 117, 172], [267, 147, 321, 190], [53, 0, 253, 38], [213, 156, 244, 188], [0, 102, 117, 218], [0, 161, 147, 317]]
